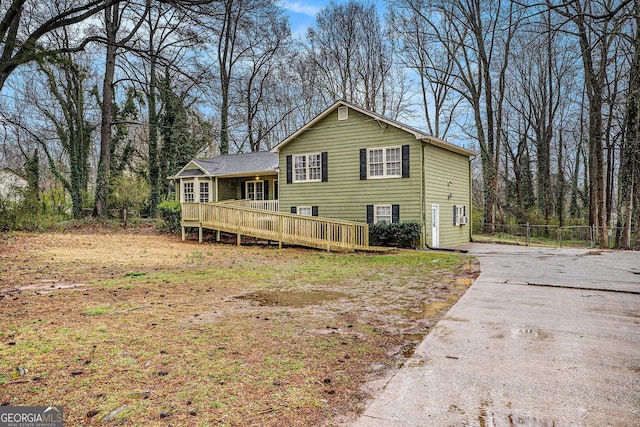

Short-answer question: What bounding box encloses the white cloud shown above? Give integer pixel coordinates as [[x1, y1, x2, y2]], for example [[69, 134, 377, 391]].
[[280, 1, 321, 17]]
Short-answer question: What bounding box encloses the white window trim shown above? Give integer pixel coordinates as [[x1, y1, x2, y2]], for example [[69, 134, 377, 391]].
[[297, 206, 313, 216], [373, 204, 392, 224], [199, 181, 210, 203], [183, 180, 195, 203], [367, 146, 402, 179], [245, 180, 264, 201], [293, 153, 322, 183], [454, 205, 468, 226]]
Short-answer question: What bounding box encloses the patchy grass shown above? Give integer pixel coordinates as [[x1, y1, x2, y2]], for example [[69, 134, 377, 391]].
[[0, 232, 478, 426]]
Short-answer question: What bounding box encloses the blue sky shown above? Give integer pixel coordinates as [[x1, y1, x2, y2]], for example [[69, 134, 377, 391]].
[[280, 0, 387, 38], [279, 0, 326, 37]]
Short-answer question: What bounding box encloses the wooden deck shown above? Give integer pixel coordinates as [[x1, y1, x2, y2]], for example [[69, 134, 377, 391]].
[[181, 201, 370, 252]]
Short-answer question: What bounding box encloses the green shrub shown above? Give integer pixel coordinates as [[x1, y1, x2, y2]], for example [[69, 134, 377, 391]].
[[157, 200, 181, 233], [108, 174, 150, 219], [0, 191, 67, 231], [369, 221, 421, 248]]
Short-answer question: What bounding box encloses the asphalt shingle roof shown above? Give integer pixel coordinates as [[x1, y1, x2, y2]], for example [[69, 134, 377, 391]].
[[177, 151, 278, 178]]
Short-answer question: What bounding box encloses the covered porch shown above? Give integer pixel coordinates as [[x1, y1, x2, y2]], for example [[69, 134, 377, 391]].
[[168, 151, 280, 206]]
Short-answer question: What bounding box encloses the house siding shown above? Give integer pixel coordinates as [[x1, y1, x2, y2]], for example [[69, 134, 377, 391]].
[[217, 178, 238, 201], [217, 177, 277, 201], [423, 143, 471, 246], [278, 108, 422, 225]]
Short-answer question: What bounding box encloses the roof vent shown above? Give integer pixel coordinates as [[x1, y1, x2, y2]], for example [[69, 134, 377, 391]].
[[337, 106, 348, 121]]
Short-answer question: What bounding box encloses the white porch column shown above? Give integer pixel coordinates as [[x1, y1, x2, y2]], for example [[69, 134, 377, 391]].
[[194, 177, 200, 202]]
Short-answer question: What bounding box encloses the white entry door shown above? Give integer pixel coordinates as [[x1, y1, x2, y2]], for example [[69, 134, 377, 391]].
[[432, 204, 440, 248]]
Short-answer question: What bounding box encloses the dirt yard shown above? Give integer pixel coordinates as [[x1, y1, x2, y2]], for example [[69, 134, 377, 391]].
[[0, 230, 478, 426]]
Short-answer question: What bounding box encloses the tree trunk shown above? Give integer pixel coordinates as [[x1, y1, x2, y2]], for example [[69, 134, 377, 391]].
[[617, 4, 640, 249], [220, 82, 229, 154], [148, 54, 160, 217], [556, 131, 565, 226], [218, 0, 236, 155], [574, 11, 608, 247], [94, 4, 118, 218]]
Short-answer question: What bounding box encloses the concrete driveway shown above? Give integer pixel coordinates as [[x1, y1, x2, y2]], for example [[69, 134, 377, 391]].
[[353, 244, 640, 426]]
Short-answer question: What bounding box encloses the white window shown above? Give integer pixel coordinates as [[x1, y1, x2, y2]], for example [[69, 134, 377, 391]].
[[454, 205, 468, 226], [293, 154, 321, 182], [297, 206, 313, 216], [246, 181, 264, 201], [374, 205, 392, 223], [368, 147, 401, 178], [183, 181, 194, 203], [199, 182, 209, 203]]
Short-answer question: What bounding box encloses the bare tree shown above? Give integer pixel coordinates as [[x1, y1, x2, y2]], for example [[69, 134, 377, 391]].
[[198, 0, 282, 154], [506, 10, 576, 222], [122, 0, 207, 215], [94, 0, 149, 217], [6, 44, 99, 220], [616, 0, 640, 248], [230, 2, 292, 152], [390, 4, 461, 139], [0, 0, 122, 91], [305, 0, 403, 115], [546, 0, 631, 247], [396, 0, 520, 230]]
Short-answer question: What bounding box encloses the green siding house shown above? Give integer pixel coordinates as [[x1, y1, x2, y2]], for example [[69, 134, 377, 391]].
[[170, 100, 475, 248], [271, 100, 475, 248]]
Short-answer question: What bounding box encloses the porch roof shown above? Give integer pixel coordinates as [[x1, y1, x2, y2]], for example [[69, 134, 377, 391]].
[[169, 152, 279, 180]]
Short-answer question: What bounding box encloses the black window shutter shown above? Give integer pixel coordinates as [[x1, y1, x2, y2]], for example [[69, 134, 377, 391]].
[[312, 206, 318, 216], [392, 204, 400, 223], [453, 205, 457, 226], [463, 205, 466, 217], [321, 152, 328, 182], [286, 155, 292, 184], [291, 206, 297, 214], [264, 181, 269, 200], [360, 149, 367, 180], [240, 181, 246, 199], [366, 205, 374, 224], [402, 145, 410, 178]]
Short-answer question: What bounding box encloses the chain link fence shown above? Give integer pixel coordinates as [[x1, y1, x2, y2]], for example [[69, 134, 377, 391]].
[[473, 222, 640, 250]]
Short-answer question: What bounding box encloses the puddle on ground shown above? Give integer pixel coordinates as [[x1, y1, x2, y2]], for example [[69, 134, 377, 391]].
[[451, 277, 474, 289], [396, 277, 474, 359], [238, 290, 349, 308], [239, 275, 475, 360], [17, 280, 87, 293], [393, 291, 465, 322]]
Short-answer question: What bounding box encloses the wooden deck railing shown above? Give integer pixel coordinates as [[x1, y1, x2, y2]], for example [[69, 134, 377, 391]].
[[219, 199, 279, 212], [181, 201, 369, 252]]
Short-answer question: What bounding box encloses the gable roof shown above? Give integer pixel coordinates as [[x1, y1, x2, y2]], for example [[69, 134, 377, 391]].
[[271, 100, 476, 157], [169, 151, 278, 180]]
